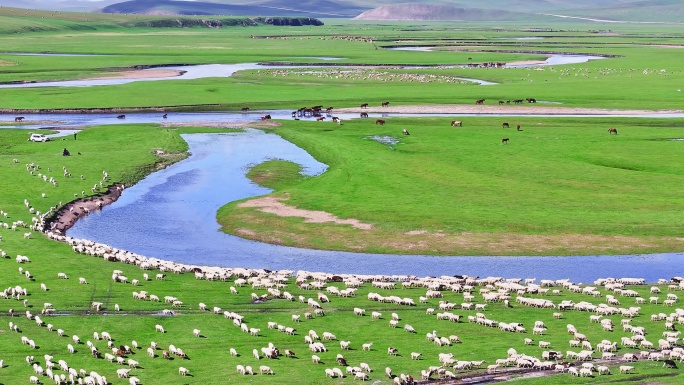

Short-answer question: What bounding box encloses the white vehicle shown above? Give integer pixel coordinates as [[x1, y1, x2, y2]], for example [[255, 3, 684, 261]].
[[28, 133, 50, 142]]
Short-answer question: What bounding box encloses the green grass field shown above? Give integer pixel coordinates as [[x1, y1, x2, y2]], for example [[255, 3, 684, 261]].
[[219, 117, 684, 255], [1, 8, 684, 384]]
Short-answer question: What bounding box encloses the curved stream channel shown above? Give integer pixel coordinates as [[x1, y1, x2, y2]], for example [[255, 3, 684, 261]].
[[63, 128, 683, 283], [3, 55, 681, 281]]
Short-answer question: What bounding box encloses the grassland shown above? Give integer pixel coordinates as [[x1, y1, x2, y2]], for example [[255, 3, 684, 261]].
[[0, 9, 684, 384], [0, 124, 683, 383]]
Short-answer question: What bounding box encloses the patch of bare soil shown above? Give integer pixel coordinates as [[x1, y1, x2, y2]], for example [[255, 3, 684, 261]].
[[84, 69, 183, 80], [238, 197, 373, 230], [336, 104, 683, 115], [160, 121, 281, 129]]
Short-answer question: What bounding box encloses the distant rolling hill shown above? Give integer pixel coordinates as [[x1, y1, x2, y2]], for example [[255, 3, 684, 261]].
[[354, 3, 528, 21], [100, 0, 369, 18]]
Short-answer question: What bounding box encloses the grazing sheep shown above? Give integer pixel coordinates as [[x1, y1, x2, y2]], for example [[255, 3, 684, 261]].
[[411, 352, 422, 360], [193, 329, 201, 338], [311, 355, 321, 364], [259, 365, 274, 375], [178, 367, 189, 376], [230, 348, 238, 356], [155, 324, 165, 333], [362, 342, 373, 351]]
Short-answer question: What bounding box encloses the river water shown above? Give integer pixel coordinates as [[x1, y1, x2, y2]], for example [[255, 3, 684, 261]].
[[65, 129, 684, 283]]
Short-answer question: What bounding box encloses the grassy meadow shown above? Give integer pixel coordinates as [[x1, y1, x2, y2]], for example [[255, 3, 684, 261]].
[[0, 8, 684, 384], [219, 116, 684, 255]]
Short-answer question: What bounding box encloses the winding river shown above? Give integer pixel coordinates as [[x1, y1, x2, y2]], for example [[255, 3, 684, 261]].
[[64, 129, 684, 282], [2, 55, 681, 282]]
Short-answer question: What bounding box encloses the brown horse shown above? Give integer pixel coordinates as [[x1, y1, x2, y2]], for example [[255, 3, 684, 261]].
[[162, 113, 168, 119], [608, 128, 618, 135], [502, 122, 510, 128], [476, 99, 485, 105], [381, 102, 390, 107], [502, 138, 509, 144], [316, 117, 325, 121], [15, 116, 25, 122], [516, 124, 522, 131], [360, 103, 369, 109], [116, 115, 125, 119], [261, 114, 272, 121], [241, 107, 249, 112], [375, 119, 386, 125], [451, 120, 462, 127], [360, 112, 369, 118]]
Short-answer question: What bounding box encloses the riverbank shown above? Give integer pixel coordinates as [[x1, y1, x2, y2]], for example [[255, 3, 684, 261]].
[[336, 104, 684, 115], [45, 183, 125, 235]]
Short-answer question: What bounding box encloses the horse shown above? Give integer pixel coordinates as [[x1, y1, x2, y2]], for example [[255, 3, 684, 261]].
[[241, 107, 249, 112], [516, 124, 522, 131], [502, 122, 510, 128], [360, 103, 369, 109], [316, 117, 325, 121], [451, 120, 462, 127], [608, 128, 618, 135], [260, 114, 271, 121], [332, 117, 341, 124], [375, 119, 385, 125], [15, 116, 25, 122], [526, 98, 537, 103], [360, 112, 369, 118], [162, 114, 168, 119], [402, 129, 410, 135], [499, 100, 505, 105], [381, 101, 390, 107], [116, 115, 125, 119], [475, 99, 485, 105], [502, 138, 509, 144]]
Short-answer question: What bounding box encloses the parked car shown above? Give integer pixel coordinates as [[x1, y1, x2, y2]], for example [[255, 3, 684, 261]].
[[28, 133, 50, 142]]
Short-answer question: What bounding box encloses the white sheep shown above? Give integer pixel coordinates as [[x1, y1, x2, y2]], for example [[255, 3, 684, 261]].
[[178, 367, 189, 376]]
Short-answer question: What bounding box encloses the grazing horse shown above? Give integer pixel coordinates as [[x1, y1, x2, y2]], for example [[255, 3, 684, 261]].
[[476, 99, 485, 105], [381, 102, 390, 107], [162, 113, 168, 119], [402, 129, 410, 135], [451, 120, 462, 127], [608, 128, 618, 135], [502, 122, 510, 128], [15, 116, 25, 122], [516, 124, 522, 131], [526, 98, 537, 103], [499, 100, 505, 105], [502, 138, 509, 144], [241, 107, 249, 112], [261, 114, 272, 121], [375, 119, 386, 125], [332, 117, 341, 124], [360, 103, 369, 109], [116, 115, 125, 119], [360, 112, 369, 118], [316, 117, 325, 121]]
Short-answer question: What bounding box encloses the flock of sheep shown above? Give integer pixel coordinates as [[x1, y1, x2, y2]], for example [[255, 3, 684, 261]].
[[2, 156, 684, 384]]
